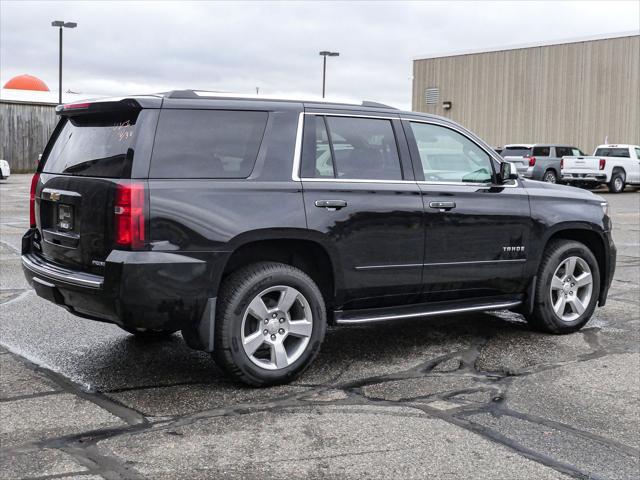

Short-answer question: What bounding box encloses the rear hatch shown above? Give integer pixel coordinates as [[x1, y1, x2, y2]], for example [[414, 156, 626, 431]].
[[32, 98, 158, 274], [501, 146, 532, 174]]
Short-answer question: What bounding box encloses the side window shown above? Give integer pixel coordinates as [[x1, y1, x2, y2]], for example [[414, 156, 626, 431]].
[[409, 122, 494, 183], [150, 110, 268, 178], [532, 146, 551, 157], [324, 116, 402, 180], [556, 147, 571, 157], [314, 117, 334, 177], [571, 148, 583, 156]]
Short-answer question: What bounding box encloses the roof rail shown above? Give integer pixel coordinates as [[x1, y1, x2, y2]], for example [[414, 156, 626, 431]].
[[162, 90, 398, 110], [361, 100, 397, 109]]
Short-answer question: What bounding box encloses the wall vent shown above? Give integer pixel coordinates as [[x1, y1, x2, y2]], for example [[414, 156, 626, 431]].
[[425, 87, 439, 105]]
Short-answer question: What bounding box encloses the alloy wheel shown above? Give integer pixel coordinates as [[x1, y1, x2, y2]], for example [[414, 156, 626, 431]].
[[240, 285, 313, 370], [549, 256, 593, 322]]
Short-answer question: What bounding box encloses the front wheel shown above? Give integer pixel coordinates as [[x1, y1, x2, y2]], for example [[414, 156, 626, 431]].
[[608, 171, 626, 193], [213, 262, 326, 386], [526, 240, 600, 334]]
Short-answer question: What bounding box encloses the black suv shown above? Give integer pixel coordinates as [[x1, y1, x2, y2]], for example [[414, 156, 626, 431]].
[[22, 91, 616, 386]]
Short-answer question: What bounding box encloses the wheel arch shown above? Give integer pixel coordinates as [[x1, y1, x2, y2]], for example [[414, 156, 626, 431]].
[[538, 225, 610, 306], [219, 228, 342, 309]]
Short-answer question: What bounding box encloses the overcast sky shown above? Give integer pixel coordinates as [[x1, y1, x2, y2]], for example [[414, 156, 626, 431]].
[[1, 0, 639, 109]]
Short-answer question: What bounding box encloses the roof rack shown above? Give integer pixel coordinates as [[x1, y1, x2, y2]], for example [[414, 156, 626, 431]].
[[162, 90, 397, 109]]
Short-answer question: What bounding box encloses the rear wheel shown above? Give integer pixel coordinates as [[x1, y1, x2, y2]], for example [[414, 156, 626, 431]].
[[213, 262, 326, 386], [119, 326, 178, 339], [526, 240, 600, 334], [608, 170, 626, 193], [543, 170, 557, 183]]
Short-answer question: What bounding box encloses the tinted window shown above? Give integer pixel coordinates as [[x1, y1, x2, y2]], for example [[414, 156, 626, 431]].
[[532, 146, 551, 156], [501, 146, 532, 157], [594, 147, 630, 158], [324, 116, 402, 180], [150, 110, 268, 178], [43, 111, 139, 178], [555, 147, 571, 157], [410, 122, 493, 183], [314, 117, 334, 177]]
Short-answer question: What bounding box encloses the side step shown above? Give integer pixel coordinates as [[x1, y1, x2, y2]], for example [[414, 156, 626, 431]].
[[334, 296, 522, 325]]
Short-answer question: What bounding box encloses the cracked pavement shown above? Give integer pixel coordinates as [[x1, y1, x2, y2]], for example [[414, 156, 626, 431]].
[[1, 174, 639, 479]]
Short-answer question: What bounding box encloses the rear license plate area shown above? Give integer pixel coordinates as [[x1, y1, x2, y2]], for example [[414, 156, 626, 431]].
[[57, 204, 74, 231]]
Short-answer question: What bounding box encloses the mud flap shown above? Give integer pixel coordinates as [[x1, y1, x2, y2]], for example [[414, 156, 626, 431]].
[[199, 298, 216, 352]]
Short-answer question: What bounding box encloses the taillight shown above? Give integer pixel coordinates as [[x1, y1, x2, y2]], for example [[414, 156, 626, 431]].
[[114, 183, 146, 249], [64, 102, 90, 110], [528, 156, 536, 167], [599, 158, 606, 170], [29, 173, 40, 227]]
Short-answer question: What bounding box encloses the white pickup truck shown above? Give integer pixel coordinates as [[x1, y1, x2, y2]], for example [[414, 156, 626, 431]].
[[561, 144, 640, 193]]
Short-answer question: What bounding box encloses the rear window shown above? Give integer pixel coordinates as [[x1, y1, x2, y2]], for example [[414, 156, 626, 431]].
[[150, 110, 268, 179], [42, 111, 139, 178], [501, 147, 531, 157], [594, 147, 630, 158]]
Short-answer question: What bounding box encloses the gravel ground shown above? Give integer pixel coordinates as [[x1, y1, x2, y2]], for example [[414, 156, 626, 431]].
[[1, 174, 638, 479]]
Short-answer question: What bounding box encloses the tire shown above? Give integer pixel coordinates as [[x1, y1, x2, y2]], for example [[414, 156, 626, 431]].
[[608, 170, 626, 193], [119, 326, 178, 339], [543, 170, 557, 183], [213, 262, 326, 386], [526, 240, 600, 334]]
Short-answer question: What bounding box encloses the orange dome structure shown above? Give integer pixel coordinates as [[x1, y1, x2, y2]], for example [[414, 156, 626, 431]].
[[3, 74, 50, 91]]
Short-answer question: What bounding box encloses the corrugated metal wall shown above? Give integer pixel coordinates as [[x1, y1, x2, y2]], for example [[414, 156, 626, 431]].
[[412, 35, 640, 153], [0, 101, 58, 172]]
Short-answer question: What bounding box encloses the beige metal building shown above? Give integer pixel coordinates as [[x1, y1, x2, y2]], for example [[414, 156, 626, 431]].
[[412, 32, 639, 153]]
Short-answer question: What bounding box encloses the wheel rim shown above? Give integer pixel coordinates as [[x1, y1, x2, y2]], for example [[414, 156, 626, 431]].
[[545, 172, 556, 183], [549, 256, 593, 322], [614, 177, 623, 191], [240, 285, 313, 370]]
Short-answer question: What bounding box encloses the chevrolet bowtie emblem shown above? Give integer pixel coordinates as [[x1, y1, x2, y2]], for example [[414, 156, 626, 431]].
[[50, 192, 61, 201]]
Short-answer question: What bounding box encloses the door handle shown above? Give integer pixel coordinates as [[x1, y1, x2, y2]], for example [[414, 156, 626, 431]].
[[429, 201, 456, 211], [315, 199, 347, 210]]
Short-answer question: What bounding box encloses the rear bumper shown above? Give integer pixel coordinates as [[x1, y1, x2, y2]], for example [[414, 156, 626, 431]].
[[22, 253, 103, 289], [21, 231, 228, 335], [520, 166, 535, 178], [562, 173, 607, 183]]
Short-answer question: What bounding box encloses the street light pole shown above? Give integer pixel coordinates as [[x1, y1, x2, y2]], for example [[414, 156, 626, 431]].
[[319, 51, 339, 98], [51, 21, 77, 104], [58, 26, 62, 104]]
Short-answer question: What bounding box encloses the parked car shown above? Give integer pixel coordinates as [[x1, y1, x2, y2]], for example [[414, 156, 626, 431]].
[[561, 144, 640, 193], [22, 92, 616, 386], [0, 159, 10, 180], [501, 144, 585, 183]]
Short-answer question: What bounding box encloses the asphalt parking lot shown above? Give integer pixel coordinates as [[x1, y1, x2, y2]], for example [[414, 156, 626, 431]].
[[1, 174, 638, 479]]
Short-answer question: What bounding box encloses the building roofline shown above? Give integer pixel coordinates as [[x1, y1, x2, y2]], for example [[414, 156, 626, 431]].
[[413, 30, 639, 61], [0, 98, 57, 107]]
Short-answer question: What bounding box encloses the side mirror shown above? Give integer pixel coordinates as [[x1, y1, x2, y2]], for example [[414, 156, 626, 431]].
[[499, 161, 518, 182]]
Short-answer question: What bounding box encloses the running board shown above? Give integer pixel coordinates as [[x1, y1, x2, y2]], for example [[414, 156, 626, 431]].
[[334, 297, 522, 325]]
